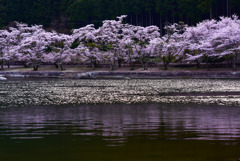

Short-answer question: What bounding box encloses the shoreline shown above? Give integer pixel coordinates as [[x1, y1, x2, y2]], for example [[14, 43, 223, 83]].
[[1, 65, 240, 79], [1, 70, 240, 79]]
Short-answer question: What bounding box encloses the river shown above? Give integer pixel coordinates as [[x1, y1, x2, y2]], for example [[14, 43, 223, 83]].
[[0, 79, 240, 161]]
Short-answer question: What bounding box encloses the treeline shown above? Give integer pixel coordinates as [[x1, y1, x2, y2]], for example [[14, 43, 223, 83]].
[[0, 0, 240, 33], [1, 15, 240, 71]]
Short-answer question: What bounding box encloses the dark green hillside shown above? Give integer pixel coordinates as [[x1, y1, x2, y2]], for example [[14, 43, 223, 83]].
[[0, 0, 240, 33]]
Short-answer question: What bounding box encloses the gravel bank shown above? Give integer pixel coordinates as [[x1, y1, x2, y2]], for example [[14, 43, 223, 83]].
[[1, 71, 240, 79]]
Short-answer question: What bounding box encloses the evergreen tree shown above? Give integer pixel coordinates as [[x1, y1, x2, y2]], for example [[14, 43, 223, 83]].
[[0, 0, 240, 33]]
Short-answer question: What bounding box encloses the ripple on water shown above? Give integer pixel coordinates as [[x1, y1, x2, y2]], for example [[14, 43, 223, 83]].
[[1, 79, 240, 107]]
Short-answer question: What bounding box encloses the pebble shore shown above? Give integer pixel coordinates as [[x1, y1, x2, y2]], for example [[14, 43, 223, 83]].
[[1, 71, 240, 79]]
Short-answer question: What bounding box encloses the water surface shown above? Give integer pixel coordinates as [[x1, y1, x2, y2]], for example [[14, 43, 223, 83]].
[[1, 79, 240, 161], [1, 79, 240, 106], [1, 104, 240, 161]]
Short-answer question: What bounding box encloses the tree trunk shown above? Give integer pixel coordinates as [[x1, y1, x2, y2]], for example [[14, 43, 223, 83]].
[[140, 59, 144, 70], [110, 62, 115, 71], [163, 57, 168, 70], [60, 64, 64, 70], [227, 58, 233, 68], [232, 56, 237, 71], [226, 0, 229, 16], [141, 58, 148, 70], [23, 61, 31, 68], [210, 6, 213, 19], [207, 63, 211, 71], [1, 59, 3, 69], [130, 14, 133, 24], [196, 61, 201, 69], [149, 12, 151, 25], [163, 62, 168, 70], [129, 60, 134, 70], [146, 13, 148, 26], [229, 4, 231, 15], [91, 60, 95, 70], [143, 62, 148, 70], [136, 14, 138, 25], [33, 65, 39, 71], [54, 63, 58, 69], [57, 62, 65, 70], [160, 16, 163, 35], [144, 65, 147, 70], [130, 62, 134, 70], [118, 59, 122, 68]]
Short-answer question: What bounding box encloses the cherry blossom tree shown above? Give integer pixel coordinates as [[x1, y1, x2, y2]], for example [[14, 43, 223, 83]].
[[47, 32, 73, 70], [97, 15, 127, 70], [72, 24, 102, 69], [119, 28, 137, 70], [209, 15, 240, 70], [0, 29, 7, 69], [1, 15, 240, 72], [0, 26, 21, 69], [117, 23, 161, 70], [16, 27, 50, 71], [183, 19, 218, 68], [151, 22, 187, 70], [184, 15, 240, 70], [131, 25, 160, 70]]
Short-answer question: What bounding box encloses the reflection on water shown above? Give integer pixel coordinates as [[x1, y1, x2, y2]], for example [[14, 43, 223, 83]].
[[1, 104, 240, 144], [1, 104, 240, 161], [1, 78, 240, 161]]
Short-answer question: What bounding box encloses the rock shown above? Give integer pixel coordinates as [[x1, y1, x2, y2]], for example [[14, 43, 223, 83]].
[[74, 72, 96, 79], [0, 75, 7, 80], [8, 74, 25, 78]]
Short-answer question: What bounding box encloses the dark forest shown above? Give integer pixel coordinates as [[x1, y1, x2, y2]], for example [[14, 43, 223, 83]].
[[0, 0, 240, 33]]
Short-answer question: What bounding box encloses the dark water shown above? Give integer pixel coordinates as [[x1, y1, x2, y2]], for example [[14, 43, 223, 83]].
[[1, 104, 240, 161]]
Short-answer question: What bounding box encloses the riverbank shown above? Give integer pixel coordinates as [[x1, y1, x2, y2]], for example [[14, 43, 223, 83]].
[[2, 71, 240, 79], [0, 65, 240, 79]]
